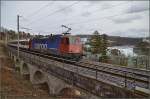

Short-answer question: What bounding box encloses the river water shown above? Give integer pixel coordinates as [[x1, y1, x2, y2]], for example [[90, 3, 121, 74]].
[[108, 46, 137, 56]]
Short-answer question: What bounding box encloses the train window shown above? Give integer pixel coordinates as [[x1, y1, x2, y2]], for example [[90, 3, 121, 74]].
[[66, 38, 69, 45], [69, 37, 74, 44], [61, 37, 69, 45], [76, 38, 80, 44], [69, 37, 80, 44]]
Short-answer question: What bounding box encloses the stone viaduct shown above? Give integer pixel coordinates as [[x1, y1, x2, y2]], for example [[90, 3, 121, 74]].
[[8, 49, 99, 99]]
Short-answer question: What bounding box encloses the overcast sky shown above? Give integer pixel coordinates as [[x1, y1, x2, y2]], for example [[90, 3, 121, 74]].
[[1, 1, 149, 37]]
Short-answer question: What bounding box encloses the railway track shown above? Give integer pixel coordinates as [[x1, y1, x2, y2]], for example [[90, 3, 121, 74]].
[[7, 44, 150, 94], [81, 60, 150, 76], [77, 61, 149, 83]]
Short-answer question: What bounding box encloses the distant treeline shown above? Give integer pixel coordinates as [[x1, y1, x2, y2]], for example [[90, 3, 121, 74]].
[[134, 41, 150, 55], [0, 27, 143, 46], [0, 27, 31, 40], [77, 34, 143, 46]]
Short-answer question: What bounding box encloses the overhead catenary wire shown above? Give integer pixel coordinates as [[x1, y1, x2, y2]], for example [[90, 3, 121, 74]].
[[33, 2, 129, 31], [25, 1, 80, 26], [27, 11, 126, 35], [33, 10, 126, 34], [22, 1, 142, 35], [25, 1, 55, 19], [22, 1, 126, 33], [66, 2, 130, 26], [67, 13, 124, 26]]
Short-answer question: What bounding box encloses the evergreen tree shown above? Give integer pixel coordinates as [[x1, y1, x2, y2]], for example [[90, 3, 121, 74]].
[[100, 34, 109, 62], [89, 30, 102, 54]]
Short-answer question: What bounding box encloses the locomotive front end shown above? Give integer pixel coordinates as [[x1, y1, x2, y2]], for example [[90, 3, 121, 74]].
[[68, 36, 83, 60]]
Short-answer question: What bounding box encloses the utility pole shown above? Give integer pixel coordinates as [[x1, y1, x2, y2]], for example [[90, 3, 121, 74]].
[[20, 27, 32, 40], [17, 15, 20, 58], [4, 29, 7, 46]]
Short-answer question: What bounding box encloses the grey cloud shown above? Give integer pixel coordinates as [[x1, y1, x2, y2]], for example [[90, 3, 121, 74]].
[[125, 2, 149, 14], [128, 28, 149, 34], [61, 8, 73, 14], [87, 1, 102, 5], [112, 15, 142, 24], [127, 28, 149, 37], [112, 28, 149, 37], [81, 11, 92, 17], [100, 2, 114, 10], [62, 8, 73, 14], [85, 1, 103, 8], [57, 5, 74, 14]]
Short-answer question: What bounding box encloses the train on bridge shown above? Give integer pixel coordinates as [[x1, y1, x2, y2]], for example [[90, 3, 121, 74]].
[[10, 26, 83, 60], [29, 34, 83, 60], [9, 34, 83, 61]]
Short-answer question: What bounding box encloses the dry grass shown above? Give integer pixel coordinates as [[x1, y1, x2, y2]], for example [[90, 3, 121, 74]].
[[0, 41, 50, 98]]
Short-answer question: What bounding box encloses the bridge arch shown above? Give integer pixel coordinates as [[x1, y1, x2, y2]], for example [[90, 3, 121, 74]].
[[13, 56, 17, 63], [33, 71, 45, 82], [16, 58, 19, 62], [14, 58, 20, 71], [12, 55, 15, 61], [22, 63, 30, 74], [21, 63, 30, 80]]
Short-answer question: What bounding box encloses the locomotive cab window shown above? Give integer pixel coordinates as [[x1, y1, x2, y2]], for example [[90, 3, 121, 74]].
[[66, 38, 69, 45], [75, 38, 81, 45], [62, 37, 69, 45], [70, 37, 80, 45]]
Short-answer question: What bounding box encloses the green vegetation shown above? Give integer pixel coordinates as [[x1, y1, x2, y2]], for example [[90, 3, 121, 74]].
[[100, 34, 109, 63], [0, 27, 31, 41], [134, 41, 150, 55], [89, 31, 102, 54], [89, 31, 109, 62]]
